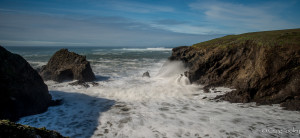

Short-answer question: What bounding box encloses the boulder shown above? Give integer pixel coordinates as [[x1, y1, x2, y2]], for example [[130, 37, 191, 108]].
[[69, 80, 90, 88], [142, 71, 150, 78], [39, 49, 96, 82], [0, 46, 53, 121]]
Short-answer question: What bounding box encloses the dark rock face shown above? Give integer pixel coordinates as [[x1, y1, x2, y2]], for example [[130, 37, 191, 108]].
[[142, 71, 150, 78], [169, 30, 300, 110], [0, 120, 67, 138], [0, 46, 52, 121], [39, 49, 96, 82], [68, 80, 99, 88]]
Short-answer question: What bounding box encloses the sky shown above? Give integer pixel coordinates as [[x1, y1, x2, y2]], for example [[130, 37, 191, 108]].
[[0, 0, 299, 47]]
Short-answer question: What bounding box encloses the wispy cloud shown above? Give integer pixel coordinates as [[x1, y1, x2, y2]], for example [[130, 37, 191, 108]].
[[0, 10, 221, 46], [151, 24, 221, 35], [155, 19, 187, 25], [189, 0, 299, 33], [2, 0, 297, 46], [101, 1, 174, 13]]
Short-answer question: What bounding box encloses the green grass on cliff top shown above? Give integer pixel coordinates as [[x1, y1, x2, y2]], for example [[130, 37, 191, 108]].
[[192, 28, 300, 49]]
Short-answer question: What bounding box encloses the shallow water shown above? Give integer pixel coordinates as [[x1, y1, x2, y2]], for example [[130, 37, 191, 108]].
[[8, 46, 300, 138]]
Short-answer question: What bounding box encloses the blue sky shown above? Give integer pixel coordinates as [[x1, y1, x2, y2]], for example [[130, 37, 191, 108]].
[[0, 0, 299, 47]]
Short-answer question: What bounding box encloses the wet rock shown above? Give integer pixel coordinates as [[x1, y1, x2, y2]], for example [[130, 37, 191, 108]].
[[0, 120, 66, 138], [39, 49, 95, 82], [142, 71, 150, 78], [69, 80, 90, 88], [169, 29, 300, 110], [0, 46, 53, 121], [91, 82, 99, 86], [121, 107, 130, 112], [69, 80, 99, 88]]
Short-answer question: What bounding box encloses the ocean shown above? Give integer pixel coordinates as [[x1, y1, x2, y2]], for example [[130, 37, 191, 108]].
[[5, 46, 300, 138]]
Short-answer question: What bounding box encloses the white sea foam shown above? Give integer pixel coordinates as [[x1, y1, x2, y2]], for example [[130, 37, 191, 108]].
[[28, 61, 47, 69], [18, 59, 300, 138]]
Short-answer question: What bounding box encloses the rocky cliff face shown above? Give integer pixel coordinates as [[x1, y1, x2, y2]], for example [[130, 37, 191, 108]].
[[39, 49, 96, 82], [169, 29, 300, 110], [0, 46, 53, 121]]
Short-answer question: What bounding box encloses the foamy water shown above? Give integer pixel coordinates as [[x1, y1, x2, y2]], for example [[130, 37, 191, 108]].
[[10, 47, 300, 138]]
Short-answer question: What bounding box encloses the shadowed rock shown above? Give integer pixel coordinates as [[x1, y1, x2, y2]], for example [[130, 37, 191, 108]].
[[0, 120, 67, 138], [169, 29, 300, 111], [142, 71, 150, 78], [0, 46, 53, 121], [39, 49, 96, 82]]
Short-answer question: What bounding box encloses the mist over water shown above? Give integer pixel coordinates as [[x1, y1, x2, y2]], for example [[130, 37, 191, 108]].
[[7, 47, 300, 138]]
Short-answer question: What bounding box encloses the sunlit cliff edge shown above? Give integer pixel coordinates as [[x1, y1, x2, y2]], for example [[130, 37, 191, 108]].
[[170, 28, 300, 110]]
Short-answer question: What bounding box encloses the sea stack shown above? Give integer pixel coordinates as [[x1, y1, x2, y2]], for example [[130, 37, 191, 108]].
[[0, 46, 52, 121], [169, 29, 300, 110], [39, 49, 96, 82], [142, 71, 150, 78]]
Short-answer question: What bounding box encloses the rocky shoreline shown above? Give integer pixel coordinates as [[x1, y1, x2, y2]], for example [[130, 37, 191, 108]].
[[0, 120, 67, 138], [0, 46, 93, 137], [169, 29, 300, 110]]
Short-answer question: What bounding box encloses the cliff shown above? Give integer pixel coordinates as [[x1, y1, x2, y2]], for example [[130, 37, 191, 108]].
[[169, 29, 300, 110], [0, 46, 53, 121]]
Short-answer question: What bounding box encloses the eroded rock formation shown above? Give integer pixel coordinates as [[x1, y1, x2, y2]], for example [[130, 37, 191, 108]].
[[39, 49, 96, 82], [169, 29, 300, 110]]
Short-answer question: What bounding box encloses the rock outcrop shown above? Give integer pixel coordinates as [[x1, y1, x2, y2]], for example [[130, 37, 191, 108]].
[[0, 46, 53, 121], [142, 71, 150, 78], [39, 49, 96, 82], [0, 120, 67, 138], [169, 29, 300, 110]]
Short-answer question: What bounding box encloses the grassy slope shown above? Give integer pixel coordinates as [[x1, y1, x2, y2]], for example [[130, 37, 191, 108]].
[[192, 28, 300, 49]]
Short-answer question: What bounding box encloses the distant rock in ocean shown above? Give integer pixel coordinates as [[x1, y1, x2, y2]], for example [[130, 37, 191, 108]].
[[39, 49, 96, 82], [142, 71, 150, 78], [0, 46, 53, 121], [169, 29, 300, 111]]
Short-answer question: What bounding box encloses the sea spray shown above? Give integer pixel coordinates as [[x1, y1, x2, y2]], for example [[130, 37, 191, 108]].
[[13, 47, 300, 138]]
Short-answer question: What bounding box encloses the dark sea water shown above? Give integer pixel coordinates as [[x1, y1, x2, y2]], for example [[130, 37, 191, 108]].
[[4, 46, 300, 138], [5, 46, 172, 78]]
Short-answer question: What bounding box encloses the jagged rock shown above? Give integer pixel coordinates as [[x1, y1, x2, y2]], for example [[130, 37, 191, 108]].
[[69, 80, 90, 88], [69, 80, 99, 88], [169, 29, 300, 110], [142, 71, 150, 78], [91, 82, 99, 86], [0, 46, 53, 121], [39, 49, 96, 82], [0, 120, 67, 138]]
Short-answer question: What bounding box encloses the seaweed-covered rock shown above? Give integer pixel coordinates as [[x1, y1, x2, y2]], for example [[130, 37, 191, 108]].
[[170, 29, 300, 110], [39, 49, 96, 82], [0, 120, 67, 138], [0, 46, 52, 121]]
